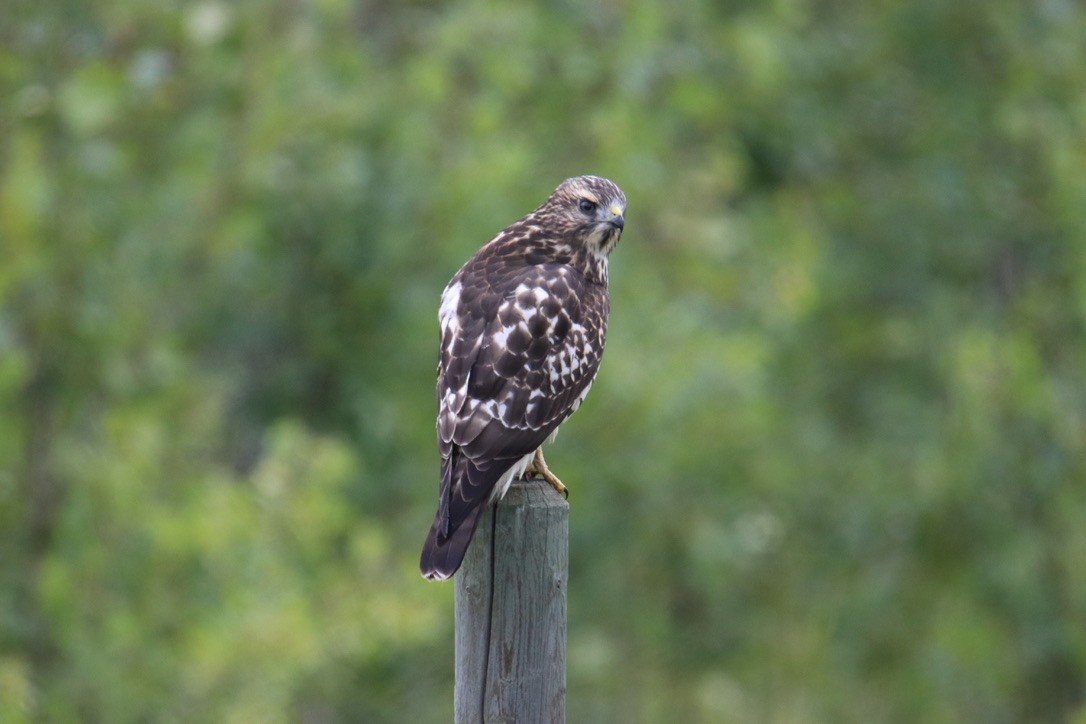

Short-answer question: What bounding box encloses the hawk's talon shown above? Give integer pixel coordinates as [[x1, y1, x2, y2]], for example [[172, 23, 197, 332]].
[[523, 448, 568, 498]]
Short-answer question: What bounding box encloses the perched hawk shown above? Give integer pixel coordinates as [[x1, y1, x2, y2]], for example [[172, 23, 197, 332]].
[[420, 175, 627, 581]]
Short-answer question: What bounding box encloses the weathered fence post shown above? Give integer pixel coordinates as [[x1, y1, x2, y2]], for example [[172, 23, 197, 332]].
[[454, 478, 569, 724]]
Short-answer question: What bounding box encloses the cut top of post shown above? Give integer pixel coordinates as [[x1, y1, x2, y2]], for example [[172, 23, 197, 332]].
[[454, 478, 569, 724]]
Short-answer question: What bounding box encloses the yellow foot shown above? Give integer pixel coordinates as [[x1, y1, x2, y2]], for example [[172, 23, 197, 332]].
[[523, 448, 568, 498]]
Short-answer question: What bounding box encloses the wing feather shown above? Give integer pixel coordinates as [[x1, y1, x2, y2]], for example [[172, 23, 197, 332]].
[[421, 259, 608, 580]]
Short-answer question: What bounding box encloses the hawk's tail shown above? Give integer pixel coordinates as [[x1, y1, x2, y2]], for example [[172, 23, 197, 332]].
[[419, 503, 486, 581]]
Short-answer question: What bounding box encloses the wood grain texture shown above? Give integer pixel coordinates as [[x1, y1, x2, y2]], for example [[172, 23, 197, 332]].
[[455, 478, 569, 724]]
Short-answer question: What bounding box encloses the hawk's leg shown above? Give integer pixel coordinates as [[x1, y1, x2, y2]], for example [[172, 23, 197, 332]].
[[523, 448, 568, 498]]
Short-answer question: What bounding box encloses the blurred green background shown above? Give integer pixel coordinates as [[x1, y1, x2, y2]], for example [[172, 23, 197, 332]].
[[3, 0, 1086, 721]]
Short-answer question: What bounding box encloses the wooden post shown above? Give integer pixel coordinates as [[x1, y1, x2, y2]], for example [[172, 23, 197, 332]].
[[454, 478, 568, 724]]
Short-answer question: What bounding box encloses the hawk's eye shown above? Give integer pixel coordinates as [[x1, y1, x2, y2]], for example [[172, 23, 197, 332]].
[[578, 198, 597, 215]]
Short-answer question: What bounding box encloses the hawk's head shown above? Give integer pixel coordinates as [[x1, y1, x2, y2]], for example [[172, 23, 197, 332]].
[[537, 175, 627, 259]]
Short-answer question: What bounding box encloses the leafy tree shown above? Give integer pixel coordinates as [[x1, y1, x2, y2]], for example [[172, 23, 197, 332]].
[[1, 0, 1084, 721]]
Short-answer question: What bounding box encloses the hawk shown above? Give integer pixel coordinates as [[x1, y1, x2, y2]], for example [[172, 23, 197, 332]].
[[420, 175, 627, 581]]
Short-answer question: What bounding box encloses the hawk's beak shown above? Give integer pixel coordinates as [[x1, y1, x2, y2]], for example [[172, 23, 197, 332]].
[[606, 206, 625, 230]]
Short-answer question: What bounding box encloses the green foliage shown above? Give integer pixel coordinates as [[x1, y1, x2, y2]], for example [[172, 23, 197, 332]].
[[2, 0, 1086, 721]]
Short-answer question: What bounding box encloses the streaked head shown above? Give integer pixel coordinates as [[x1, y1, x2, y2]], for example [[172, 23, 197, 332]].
[[538, 175, 626, 256]]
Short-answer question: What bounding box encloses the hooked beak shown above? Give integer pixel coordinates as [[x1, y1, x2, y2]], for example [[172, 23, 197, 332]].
[[606, 205, 624, 230]]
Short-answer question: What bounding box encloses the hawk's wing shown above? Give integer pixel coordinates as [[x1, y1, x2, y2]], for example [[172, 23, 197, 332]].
[[420, 261, 608, 579]]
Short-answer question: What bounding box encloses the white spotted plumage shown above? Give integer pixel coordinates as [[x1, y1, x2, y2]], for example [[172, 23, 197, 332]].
[[421, 175, 626, 581]]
